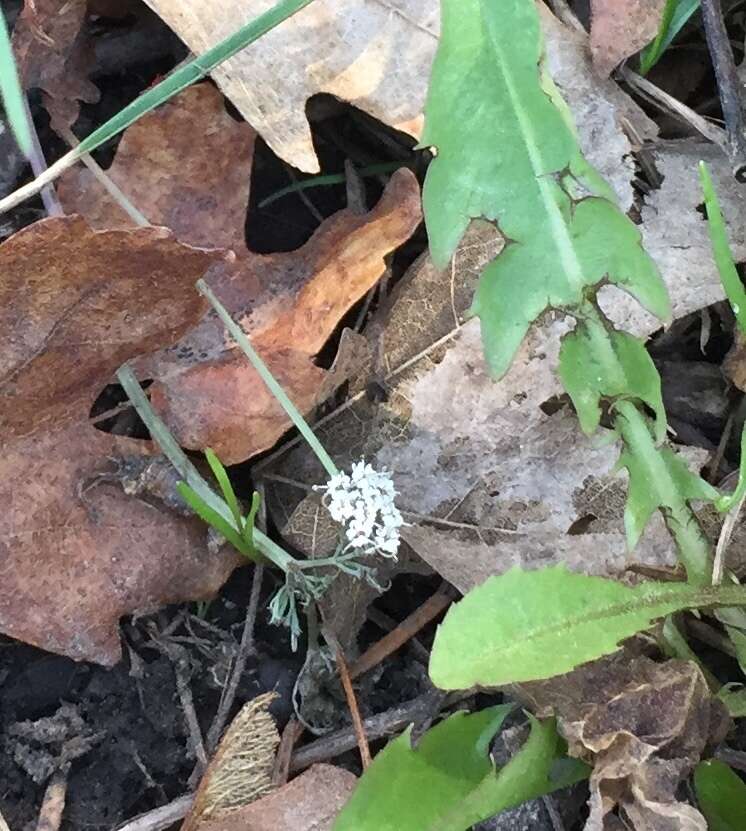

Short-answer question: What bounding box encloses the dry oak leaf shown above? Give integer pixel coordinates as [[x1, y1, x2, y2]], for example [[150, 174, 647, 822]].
[[12, 0, 100, 135], [145, 169, 421, 464], [590, 0, 666, 77], [58, 83, 256, 252], [142, 1, 655, 175], [57, 82, 422, 464], [0, 215, 239, 665], [521, 654, 730, 831]]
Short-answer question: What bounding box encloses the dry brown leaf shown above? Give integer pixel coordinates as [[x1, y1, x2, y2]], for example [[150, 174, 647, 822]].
[[197, 764, 357, 831], [58, 83, 421, 464], [142, 1, 656, 177], [521, 654, 730, 831], [0, 216, 238, 664], [590, 0, 666, 77], [12, 0, 100, 135], [58, 83, 256, 252], [183, 693, 280, 831]]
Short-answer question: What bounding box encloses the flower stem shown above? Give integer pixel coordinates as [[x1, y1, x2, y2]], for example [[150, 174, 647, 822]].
[[196, 279, 339, 477]]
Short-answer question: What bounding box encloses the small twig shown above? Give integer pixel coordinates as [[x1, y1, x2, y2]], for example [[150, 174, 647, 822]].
[[284, 163, 324, 222], [546, 0, 585, 31], [205, 563, 264, 754], [271, 718, 304, 786], [35, 769, 67, 831], [349, 584, 454, 680], [619, 66, 729, 150], [366, 606, 431, 664], [706, 411, 733, 483], [700, 0, 746, 178], [324, 628, 372, 769], [542, 794, 566, 831], [289, 689, 465, 773], [716, 746, 746, 773], [23, 96, 63, 217], [113, 794, 194, 831]]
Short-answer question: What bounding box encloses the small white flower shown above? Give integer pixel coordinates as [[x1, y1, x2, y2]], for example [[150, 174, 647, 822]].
[[316, 461, 404, 559]]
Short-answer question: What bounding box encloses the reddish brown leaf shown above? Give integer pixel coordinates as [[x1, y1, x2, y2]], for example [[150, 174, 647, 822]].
[[0, 216, 238, 664], [58, 83, 256, 252], [58, 84, 422, 465], [590, 0, 666, 77], [198, 764, 357, 831], [12, 0, 100, 134]]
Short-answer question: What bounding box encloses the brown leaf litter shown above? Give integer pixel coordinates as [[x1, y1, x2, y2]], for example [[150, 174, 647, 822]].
[[12, 0, 100, 135], [0, 216, 238, 664], [140, 2, 657, 178], [59, 82, 423, 464], [589, 0, 667, 77], [521, 653, 731, 830]]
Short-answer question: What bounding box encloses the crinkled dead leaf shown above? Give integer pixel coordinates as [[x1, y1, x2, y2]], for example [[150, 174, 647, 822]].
[[58, 83, 421, 464], [198, 764, 356, 831], [12, 0, 99, 134], [590, 0, 666, 77], [0, 216, 238, 664], [142, 2, 655, 175], [183, 692, 280, 831], [520, 654, 730, 831]]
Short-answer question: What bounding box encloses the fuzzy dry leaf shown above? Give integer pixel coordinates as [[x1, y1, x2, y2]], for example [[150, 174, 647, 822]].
[[0, 215, 238, 664], [11, 0, 99, 134], [182, 692, 280, 831], [198, 764, 357, 831], [141, 1, 656, 178]]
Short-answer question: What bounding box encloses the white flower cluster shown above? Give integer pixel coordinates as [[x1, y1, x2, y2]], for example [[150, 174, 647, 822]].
[[317, 461, 404, 558]]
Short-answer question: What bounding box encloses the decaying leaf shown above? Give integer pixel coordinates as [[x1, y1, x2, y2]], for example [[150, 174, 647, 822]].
[[0, 216, 238, 664], [12, 0, 100, 134], [59, 83, 421, 465], [182, 693, 280, 831], [141, 2, 656, 176], [521, 654, 731, 831], [197, 764, 357, 831], [590, 0, 667, 77]]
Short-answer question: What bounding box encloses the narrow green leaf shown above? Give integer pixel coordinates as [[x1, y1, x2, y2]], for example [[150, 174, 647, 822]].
[[177, 482, 255, 558], [640, 0, 700, 75], [0, 7, 32, 158], [717, 426, 746, 513], [436, 716, 589, 831], [700, 161, 746, 333], [422, 0, 669, 377], [429, 565, 746, 689], [718, 685, 746, 718], [243, 491, 262, 549], [726, 626, 746, 677], [694, 759, 746, 830], [204, 448, 243, 532], [560, 321, 666, 441], [333, 706, 513, 831]]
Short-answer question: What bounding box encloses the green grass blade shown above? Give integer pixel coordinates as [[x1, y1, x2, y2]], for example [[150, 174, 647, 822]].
[[177, 482, 254, 557], [204, 448, 244, 532], [0, 7, 32, 158], [243, 492, 262, 549], [0, 0, 315, 213], [196, 278, 338, 477], [640, 0, 700, 75], [700, 161, 746, 333]]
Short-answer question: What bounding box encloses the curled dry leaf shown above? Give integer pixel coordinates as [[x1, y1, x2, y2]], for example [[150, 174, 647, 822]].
[[0, 215, 238, 664], [590, 0, 667, 77], [197, 764, 357, 831], [183, 692, 280, 831], [12, 0, 100, 134], [59, 83, 422, 465], [142, 1, 656, 175], [520, 654, 731, 831]]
